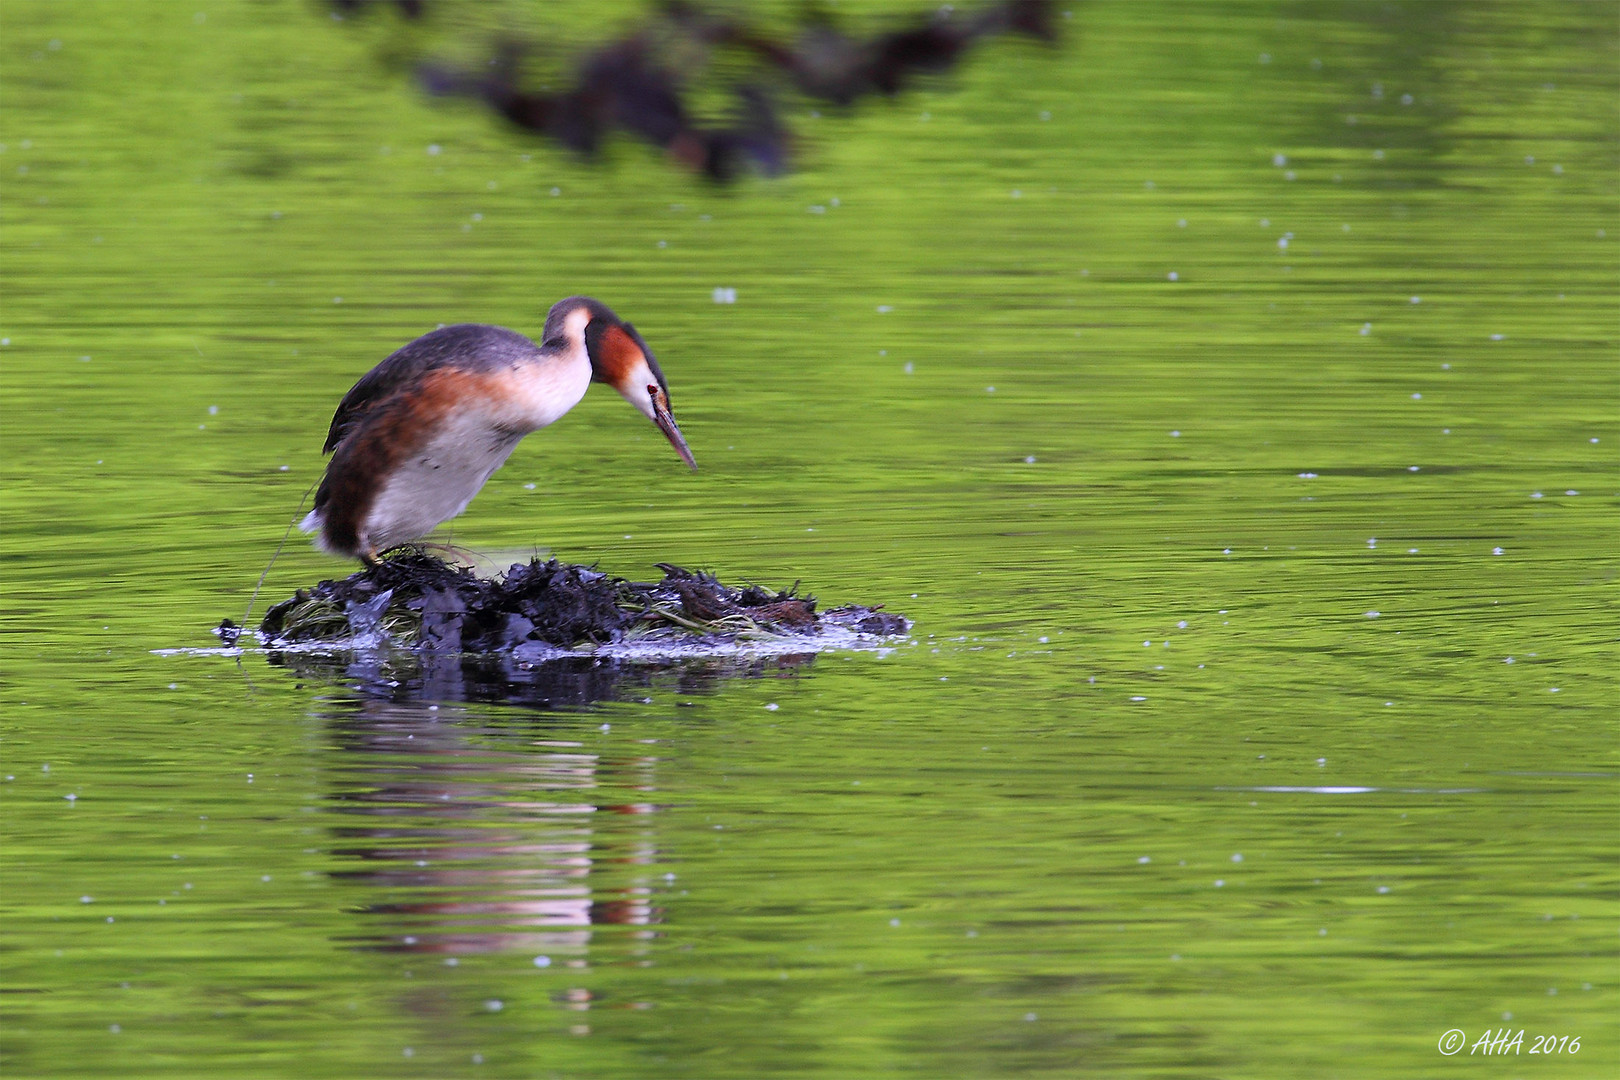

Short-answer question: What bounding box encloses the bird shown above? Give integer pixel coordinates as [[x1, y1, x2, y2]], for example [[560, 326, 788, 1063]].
[[299, 296, 696, 563]]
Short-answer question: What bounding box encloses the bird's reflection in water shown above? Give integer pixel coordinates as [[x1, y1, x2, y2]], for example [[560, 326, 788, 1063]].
[[326, 703, 654, 959], [296, 651, 815, 965]]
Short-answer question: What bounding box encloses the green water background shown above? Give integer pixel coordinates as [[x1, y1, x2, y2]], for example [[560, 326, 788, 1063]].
[[2, 1, 1616, 1076]]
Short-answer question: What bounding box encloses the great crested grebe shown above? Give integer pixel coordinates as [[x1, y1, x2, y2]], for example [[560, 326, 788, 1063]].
[[300, 296, 695, 563]]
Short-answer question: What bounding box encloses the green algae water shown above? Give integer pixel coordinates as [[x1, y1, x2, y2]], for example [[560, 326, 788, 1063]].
[[2, 1, 1616, 1076]]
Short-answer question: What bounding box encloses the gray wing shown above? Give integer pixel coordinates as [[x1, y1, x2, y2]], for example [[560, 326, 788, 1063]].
[[320, 324, 541, 453]]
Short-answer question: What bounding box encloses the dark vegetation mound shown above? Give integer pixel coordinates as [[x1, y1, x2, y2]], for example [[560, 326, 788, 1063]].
[[225, 551, 908, 654]]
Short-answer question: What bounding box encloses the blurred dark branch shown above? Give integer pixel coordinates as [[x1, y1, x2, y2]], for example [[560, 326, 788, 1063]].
[[330, 0, 424, 19], [386, 0, 1059, 182]]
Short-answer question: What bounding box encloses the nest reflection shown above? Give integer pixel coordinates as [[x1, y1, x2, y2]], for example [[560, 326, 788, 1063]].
[[269, 644, 819, 708]]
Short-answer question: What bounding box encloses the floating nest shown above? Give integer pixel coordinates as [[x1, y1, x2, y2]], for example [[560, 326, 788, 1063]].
[[221, 551, 908, 655]]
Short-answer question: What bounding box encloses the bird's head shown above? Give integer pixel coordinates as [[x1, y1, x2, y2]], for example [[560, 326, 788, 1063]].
[[549, 297, 696, 470]]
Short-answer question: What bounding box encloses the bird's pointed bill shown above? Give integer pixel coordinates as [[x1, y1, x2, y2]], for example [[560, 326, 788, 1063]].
[[650, 385, 697, 470]]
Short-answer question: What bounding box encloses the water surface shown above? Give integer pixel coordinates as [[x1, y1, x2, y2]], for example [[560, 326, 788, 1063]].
[[2, 2, 1616, 1077]]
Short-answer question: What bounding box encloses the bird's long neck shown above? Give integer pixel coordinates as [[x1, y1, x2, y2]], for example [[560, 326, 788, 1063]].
[[500, 345, 593, 433]]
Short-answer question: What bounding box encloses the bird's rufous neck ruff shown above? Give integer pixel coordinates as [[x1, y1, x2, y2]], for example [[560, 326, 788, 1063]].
[[591, 322, 660, 394], [311, 354, 591, 558]]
